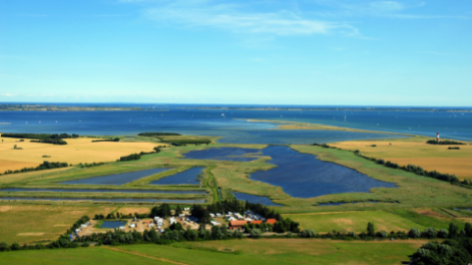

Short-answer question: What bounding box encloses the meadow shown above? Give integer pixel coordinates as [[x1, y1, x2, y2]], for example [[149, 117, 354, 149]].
[[284, 210, 427, 233], [0, 238, 429, 265]]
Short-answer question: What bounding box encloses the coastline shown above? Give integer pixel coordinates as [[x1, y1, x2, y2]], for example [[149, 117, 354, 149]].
[[246, 119, 413, 136]]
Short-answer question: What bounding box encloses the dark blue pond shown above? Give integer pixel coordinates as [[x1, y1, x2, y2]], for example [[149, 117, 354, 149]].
[[250, 146, 397, 198], [0, 197, 205, 203], [183, 147, 260, 162], [151, 167, 204, 185], [232, 192, 281, 206], [0, 188, 206, 195], [61, 168, 171, 185], [101, 221, 127, 228]]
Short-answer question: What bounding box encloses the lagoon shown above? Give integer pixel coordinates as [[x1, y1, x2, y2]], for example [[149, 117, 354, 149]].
[[183, 148, 260, 162], [0, 188, 207, 195], [151, 167, 204, 185], [61, 168, 171, 185], [232, 192, 281, 206], [250, 146, 397, 198], [0, 197, 206, 203]]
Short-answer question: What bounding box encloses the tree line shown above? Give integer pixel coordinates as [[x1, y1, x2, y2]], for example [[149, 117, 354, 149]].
[[138, 132, 181, 137], [0, 161, 69, 176], [426, 139, 466, 145], [2, 133, 79, 145], [312, 143, 470, 189]]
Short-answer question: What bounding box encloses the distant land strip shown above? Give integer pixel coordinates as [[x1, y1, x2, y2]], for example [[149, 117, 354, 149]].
[[177, 106, 472, 112], [0, 104, 142, 111], [246, 119, 413, 136]]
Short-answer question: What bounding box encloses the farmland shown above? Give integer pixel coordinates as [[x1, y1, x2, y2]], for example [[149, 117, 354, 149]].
[[330, 136, 472, 180], [0, 238, 429, 265], [0, 135, 166, 173]]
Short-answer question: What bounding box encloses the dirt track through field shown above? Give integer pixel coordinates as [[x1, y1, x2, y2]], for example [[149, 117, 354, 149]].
[[103, 246, 190, 265]]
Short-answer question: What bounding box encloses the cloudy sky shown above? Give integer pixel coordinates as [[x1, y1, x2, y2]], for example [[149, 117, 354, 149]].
[[1, 0, 471, 106]]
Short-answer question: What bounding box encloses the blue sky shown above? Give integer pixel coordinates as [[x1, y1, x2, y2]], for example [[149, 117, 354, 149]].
[[0, 0, 471, 106]]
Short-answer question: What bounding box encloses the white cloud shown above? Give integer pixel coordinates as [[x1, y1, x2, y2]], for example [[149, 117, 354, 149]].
[[311, 0, 466, 20], [125, 1, 359, 37], [2, 93, 16, 97], [369, 1, 405, 12]]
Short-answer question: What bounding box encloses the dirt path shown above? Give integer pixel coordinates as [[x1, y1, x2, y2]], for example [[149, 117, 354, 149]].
[[103, 246, 190, 265]]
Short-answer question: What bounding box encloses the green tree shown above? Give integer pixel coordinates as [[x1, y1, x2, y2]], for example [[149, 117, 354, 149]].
[[175, 205, 183, 216], [449, 223, 459, 238], [465, 222, 472, 237], [367, 222, 375, 237]]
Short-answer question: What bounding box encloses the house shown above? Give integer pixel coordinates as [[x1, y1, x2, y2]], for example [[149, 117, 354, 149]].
[[265, 219, 277, 225], [250, 220, 263, 225], [229, 220, 247, 230]]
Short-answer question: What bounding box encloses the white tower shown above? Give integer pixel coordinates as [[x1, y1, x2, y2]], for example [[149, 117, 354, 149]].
[[437, 132, 440, 142]]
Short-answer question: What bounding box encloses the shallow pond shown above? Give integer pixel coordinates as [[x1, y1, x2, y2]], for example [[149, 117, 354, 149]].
[[151, 167, 204, 185], [250, 145, 397, 198], [0, 197, 205, 203], [61, 168, 171, 185], [1, 188, 206, 195], [184, 147, 260, 162], [101, 221, 127, 228], [232, 192, 281, 206]]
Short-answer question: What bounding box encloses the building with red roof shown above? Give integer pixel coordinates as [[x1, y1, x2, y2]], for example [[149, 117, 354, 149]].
[[265, 219, 277, 225], [229, 220, 247, 230]]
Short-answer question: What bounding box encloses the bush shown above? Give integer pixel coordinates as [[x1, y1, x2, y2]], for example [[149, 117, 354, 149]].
[[437, 229, 448, 239], [421, 227, 437, 239], [81, 242, 90, 247], [10, 243, 20, 251], [250, 229, 262, 238], [118, 153, 141, 162], [0, 242, 10, 252], [300, 229, 316, 238], [409, 228, 421, 238], [376, 231, 388, 238]]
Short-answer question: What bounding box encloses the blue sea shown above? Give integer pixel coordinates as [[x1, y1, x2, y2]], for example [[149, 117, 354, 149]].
[[1, 103, 471, 143]]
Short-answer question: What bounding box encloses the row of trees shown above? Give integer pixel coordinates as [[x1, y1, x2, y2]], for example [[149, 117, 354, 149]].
[[117, 153, 141, 162], [313, 142, 468, 188], [78, 162, 105, 168], [91, 138, 120, 142], [0, 161, 69, 176], [353, 150, 463, 185], [1, 133, 79, 140], [426, 139, 465, 145], [138, 132, 181, 137], [410, 223, 472, 265]]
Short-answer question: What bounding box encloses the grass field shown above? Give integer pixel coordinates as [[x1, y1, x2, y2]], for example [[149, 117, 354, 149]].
[[284, 210, 427, 233], [0, 238, 427, 265], [0, 204, 115, 244], [0, 135, 166, 173], [331, 136, 472, 179], [121, 238, 426, 265]]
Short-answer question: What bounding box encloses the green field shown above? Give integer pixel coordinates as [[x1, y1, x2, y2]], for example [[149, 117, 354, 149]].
[[0, 239, 428, 265], [284, 210, 427, 233], [0, 204, 115, 244]]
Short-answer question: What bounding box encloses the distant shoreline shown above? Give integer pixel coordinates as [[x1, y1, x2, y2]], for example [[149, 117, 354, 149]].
[[0, 104, 142, 111], [245, 119, 413, 136], [177, 106, 472, 113], [1, 104, 471, 112]]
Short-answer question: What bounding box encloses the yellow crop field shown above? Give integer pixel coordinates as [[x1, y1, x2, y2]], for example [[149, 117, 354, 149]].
[[331, 136, 472, 179], [0, 136, 165, 173]]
